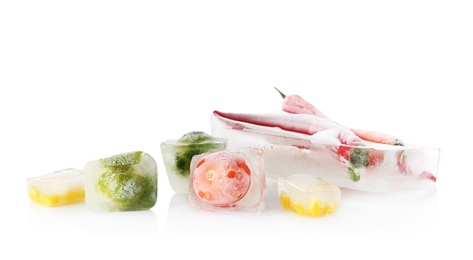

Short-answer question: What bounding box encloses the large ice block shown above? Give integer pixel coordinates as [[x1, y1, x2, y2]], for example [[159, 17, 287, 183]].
[[211, 112, 440, 192], [84, 151, 157, 212], [188, 147, 266, 213], [161, 131, 227, 193], [27, 168, 85, 207], [278, 174, 341, 217]]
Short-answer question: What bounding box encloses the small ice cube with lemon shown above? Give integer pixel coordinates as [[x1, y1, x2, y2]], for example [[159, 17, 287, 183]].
[[161, 131, 227, 193], [27, 168, 85, 207], [84, 151, 157, 212], [278, 174, 341, 217]]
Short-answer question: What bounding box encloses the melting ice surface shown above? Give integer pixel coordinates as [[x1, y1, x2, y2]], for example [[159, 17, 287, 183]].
[[211, 112, 440, 192]]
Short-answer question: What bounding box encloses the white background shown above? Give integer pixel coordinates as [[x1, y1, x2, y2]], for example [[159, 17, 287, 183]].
[[1, 1, 472, 259]]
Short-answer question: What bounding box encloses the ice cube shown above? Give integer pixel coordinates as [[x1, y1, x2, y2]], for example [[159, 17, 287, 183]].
[[27, 168, 85, 207], [161, 131, 227, 193], [84, 151, 157, 212], [188, 147, 266, 213], [278, 174, 341, 217], [211, 112, 440, 192]]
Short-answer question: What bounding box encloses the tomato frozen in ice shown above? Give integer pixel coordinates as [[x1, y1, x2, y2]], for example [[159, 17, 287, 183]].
[[188, 147, 266, 213], [192, 151, 252, 206]]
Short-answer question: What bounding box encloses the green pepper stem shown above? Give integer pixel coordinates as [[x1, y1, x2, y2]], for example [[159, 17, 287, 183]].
[[274, 87, 286, 99], [348, 167, 361, 182]]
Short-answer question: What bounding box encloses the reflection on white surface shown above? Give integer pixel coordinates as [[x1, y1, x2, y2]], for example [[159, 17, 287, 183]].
[[164, 178, 438, 238], [28, 202, 158, 238]]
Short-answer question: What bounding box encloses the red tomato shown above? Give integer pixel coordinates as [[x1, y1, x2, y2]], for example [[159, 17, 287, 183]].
[[367, 148, 384, 167], [336, 145, 351, 161], [192, 151, 251, 206]]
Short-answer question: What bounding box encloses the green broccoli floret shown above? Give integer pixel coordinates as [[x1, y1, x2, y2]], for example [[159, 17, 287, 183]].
[[171, 131, 226, 177], [349, 148, 369, 168]]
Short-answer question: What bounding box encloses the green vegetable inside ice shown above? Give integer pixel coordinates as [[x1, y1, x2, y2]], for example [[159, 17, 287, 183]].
[[174, 132, 224, 177], [174, 145, 222, 177], [160, 131, 227, 193], [348, 167, 361, 182], [84, 151, 157, 212], [178, 131, 213, 144], [349, 148, 369, 168], [97, 166, 155, 211], [100, 151, 143, 167]]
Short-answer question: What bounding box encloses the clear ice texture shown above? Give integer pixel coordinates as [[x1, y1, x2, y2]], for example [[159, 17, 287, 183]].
[[84, 151, 157, 212], [188, 147, 266, 213], [161, 132, 227, 193], [211, 114, 440, 192], [278, 174, 341, 217], [27, 168, 85, 207]]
